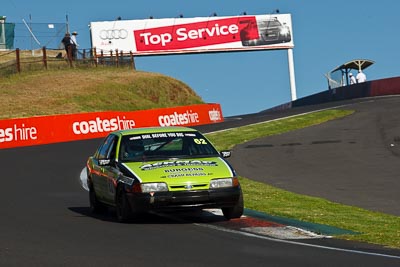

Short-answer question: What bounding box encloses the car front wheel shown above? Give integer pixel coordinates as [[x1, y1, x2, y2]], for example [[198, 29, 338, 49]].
[[116, 187, 133, 223], [222, 189, 244, 220], [89, 182, 106, 214]]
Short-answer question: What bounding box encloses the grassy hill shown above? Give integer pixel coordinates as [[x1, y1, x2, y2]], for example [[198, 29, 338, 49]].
[[0, 67, 204, 120]]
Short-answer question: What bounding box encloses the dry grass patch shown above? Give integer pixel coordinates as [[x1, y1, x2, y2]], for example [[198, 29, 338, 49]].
[[0, 67, 203, 119]]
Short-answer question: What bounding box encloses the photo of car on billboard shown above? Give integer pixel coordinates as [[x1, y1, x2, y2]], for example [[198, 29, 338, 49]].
[[239, 17, 291, 46]]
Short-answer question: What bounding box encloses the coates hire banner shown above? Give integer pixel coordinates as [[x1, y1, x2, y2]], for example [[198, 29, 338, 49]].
[[0, 104, 223, 149], [90, 14, 293, 55]]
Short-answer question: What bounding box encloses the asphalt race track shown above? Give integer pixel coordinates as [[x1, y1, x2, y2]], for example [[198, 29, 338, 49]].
[[228, 96, 400, 216], [0, 96, 399, 266]]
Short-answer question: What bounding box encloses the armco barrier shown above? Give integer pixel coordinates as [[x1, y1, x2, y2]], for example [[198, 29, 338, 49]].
[[265, 76, 400, 112], [292, 76, 400, 108], [370, 76, 400, 96], [0, 103, 223, 149], [292, 82, 371, 107]]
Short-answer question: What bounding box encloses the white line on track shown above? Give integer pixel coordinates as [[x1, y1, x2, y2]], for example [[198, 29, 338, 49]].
[[196, 222, 400, 260]]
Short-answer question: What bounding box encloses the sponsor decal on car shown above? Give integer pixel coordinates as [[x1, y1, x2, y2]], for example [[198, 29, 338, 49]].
[[123, 157, 233, 182], [140, 160, 218, 171]]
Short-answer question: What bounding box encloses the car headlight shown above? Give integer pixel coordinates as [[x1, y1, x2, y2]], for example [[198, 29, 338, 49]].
[[280, 27, 290, 36], [210, 178, 235, 188], [141, 182, 168, 193]]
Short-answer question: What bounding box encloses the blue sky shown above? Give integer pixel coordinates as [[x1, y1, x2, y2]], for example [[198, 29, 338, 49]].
[[3, 0, 400, 116]]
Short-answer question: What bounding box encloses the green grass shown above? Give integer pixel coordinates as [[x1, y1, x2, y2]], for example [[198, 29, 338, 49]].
[[206, 109, 400, 249], [239, 177, 400, 248]]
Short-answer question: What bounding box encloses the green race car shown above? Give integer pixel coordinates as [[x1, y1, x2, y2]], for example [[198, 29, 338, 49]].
[[86, 126, 244, 222]]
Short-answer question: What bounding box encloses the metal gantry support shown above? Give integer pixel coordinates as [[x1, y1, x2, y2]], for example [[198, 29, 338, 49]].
[[287, 48, 297, 101]]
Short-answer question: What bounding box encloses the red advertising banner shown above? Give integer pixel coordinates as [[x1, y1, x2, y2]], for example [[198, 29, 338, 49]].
[[0, 103, 223, 149], [134, 17, 254, 51], [90, 14, 293, 55]]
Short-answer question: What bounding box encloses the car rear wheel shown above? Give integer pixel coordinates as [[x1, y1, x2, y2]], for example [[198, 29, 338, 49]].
[[222, 189, 244, 220], [89, 182, 106, 214], [116, 187, 133, 223]]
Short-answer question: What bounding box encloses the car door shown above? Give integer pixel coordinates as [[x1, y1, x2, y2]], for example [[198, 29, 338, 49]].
[[92, 134, 118, 204], [101, 138, 120, 204]]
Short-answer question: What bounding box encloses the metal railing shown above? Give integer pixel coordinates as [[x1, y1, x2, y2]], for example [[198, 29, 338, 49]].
[[0, 47, 137, 76]]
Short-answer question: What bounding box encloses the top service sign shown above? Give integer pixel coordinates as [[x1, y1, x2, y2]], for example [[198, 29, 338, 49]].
[[90, 14, 294, 55]]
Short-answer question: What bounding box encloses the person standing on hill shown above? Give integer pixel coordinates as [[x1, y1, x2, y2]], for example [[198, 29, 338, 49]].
[[349, 72, 357, 85], [356, 70, 367, 83], [71, 31, 79, 59], [61, 33, 73, 59]]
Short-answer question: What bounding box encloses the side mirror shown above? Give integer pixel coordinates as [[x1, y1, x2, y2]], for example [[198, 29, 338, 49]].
[[220, 150, 231, 158]]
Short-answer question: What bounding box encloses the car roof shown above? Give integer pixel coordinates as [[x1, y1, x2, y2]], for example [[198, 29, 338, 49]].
[[113, 126, 197, 136]]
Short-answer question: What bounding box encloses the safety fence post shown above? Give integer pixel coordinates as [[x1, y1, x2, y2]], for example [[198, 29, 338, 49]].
[[15, 48, 21, 73], [92, 48, 98, 67], [42, 47, 48, 70], [100, 50, 104, 65], [115, 49, 119, 67], [120, 50, 124, 67]]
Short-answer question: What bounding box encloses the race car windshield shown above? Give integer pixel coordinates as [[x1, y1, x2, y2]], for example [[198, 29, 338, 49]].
[[119, 132, 219, 162]]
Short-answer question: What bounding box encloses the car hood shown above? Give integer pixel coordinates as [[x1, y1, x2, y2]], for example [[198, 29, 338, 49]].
[[121, 157, 234, 185]]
